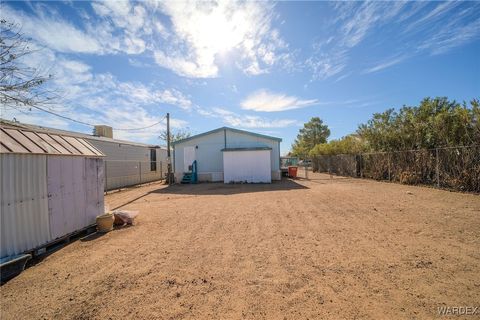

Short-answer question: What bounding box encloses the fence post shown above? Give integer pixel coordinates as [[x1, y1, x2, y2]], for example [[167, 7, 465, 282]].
[[388, 153, 391, 181], [139, 161, 142, 184], [435, 148, 440, 188], [360, 154, 364, 178], [328, 156, 332, 178]]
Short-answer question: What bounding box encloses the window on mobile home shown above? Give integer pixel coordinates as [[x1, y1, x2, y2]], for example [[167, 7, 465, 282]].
[[150, 149, 157, 171]]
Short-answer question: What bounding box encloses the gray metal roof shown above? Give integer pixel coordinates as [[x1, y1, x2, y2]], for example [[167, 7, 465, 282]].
[[221, 147, 272, 152], [0, 126, 104, 157], [0, 119, 166, 149], [173, 127, 282, 145]]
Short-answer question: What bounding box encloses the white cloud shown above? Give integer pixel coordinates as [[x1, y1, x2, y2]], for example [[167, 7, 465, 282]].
[[1, 2, 153, 56], [210, 108, 297, 129], [156, 89, 193, 110], [307, 2, 408, 80], [417, 11, 480, 55], [2, 1, 294, 78], [363, 56, 407, 74], [153, 51, 218, 78], [335, 2, 407, 48], [152, 1, 291, 78], [306, 50, 348, 80], [92, 1, 138, 28], [1, 5, 104, 54], [90, 0, 149, 54], [308, 1, 480, 79], [1, 50, 191, 142], [240, 90, 318, 112], [404, 1, 459, 31]]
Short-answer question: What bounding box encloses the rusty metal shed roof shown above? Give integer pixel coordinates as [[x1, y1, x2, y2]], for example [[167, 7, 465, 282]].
[[0, 126, 104, 157]]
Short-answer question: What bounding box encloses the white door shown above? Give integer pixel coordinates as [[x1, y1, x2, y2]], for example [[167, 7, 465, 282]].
[[223, 150, 271, 183], [47, 156, 87, 240], [184, 146, 196, 172]]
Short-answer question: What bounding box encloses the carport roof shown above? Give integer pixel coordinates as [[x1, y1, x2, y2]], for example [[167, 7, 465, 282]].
[[221, 147, 272, 152], [173, 127, 282, 145]]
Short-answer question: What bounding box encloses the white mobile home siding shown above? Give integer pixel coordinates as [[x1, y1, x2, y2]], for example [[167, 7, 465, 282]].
[[87, 139, 167, 190], [174, 130, 225, 182], [225, 130, 280, 173]]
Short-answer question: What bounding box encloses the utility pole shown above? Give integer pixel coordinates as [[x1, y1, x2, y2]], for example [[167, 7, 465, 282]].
[[167, 112, 172, 185]]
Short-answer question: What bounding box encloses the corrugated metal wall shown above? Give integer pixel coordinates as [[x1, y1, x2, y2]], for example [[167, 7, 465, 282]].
[[1, 155, 104, 259], [1, 154, 51, 258], [47, 157, 104, 239], [85, 158, 104, 225]]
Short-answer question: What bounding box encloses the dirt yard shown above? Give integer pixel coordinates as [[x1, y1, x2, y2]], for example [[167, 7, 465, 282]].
[[1, 174, 479, 319]]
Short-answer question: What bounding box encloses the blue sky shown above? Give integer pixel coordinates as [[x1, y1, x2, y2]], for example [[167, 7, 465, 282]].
[[1, 1, 479, 153]]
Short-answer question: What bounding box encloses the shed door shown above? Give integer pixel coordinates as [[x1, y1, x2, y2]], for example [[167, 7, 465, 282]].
[[184, 146, 196, 172], [223, 150, 271, 183], [47, 156, 87, 240]]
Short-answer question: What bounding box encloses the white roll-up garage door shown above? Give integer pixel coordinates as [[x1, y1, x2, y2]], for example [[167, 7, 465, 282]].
[[223, 149, 271, 183]]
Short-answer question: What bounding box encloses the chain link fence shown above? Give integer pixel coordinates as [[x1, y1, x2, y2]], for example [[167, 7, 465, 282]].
[[104, 160, 164, 191], [310, 146, 479, 192]]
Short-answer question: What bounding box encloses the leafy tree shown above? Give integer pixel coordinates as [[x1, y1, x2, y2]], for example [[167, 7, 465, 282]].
[[309, 134, 369, 157], [159, 129, 191, 146], [308, 97, 478, 157], [291, 117, 330, 157], [357, 97, 478, 151], [0, 20, 56, 111]]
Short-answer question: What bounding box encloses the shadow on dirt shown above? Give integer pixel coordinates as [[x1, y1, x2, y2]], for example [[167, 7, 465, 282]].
[[80, 232, 106, 242], [150, 178, 308, 196]]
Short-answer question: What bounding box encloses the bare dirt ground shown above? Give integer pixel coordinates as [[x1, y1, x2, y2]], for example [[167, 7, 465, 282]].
[[1, 174, 479, 319]]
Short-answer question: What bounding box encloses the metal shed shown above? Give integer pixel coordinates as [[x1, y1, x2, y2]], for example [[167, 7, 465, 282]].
[[0, 126, 105, 260], [173, 127, 282, 183]]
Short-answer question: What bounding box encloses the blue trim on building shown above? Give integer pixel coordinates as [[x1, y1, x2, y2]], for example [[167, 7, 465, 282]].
[[172, 127, 282, 145], [221, 147, 272, 152]]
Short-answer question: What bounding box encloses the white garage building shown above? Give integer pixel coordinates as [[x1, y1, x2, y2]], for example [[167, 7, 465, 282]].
[[173, 127, 282, 183]]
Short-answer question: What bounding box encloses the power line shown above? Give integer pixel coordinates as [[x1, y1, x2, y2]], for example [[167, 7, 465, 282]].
[[115, 115, 167, 131], [29, 105, 166, 131], [30, 105, 93, 126]]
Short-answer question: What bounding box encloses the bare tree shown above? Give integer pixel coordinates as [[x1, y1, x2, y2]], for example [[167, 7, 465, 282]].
[[0, 19, 57, 112], [159, 129, 191, 145]]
